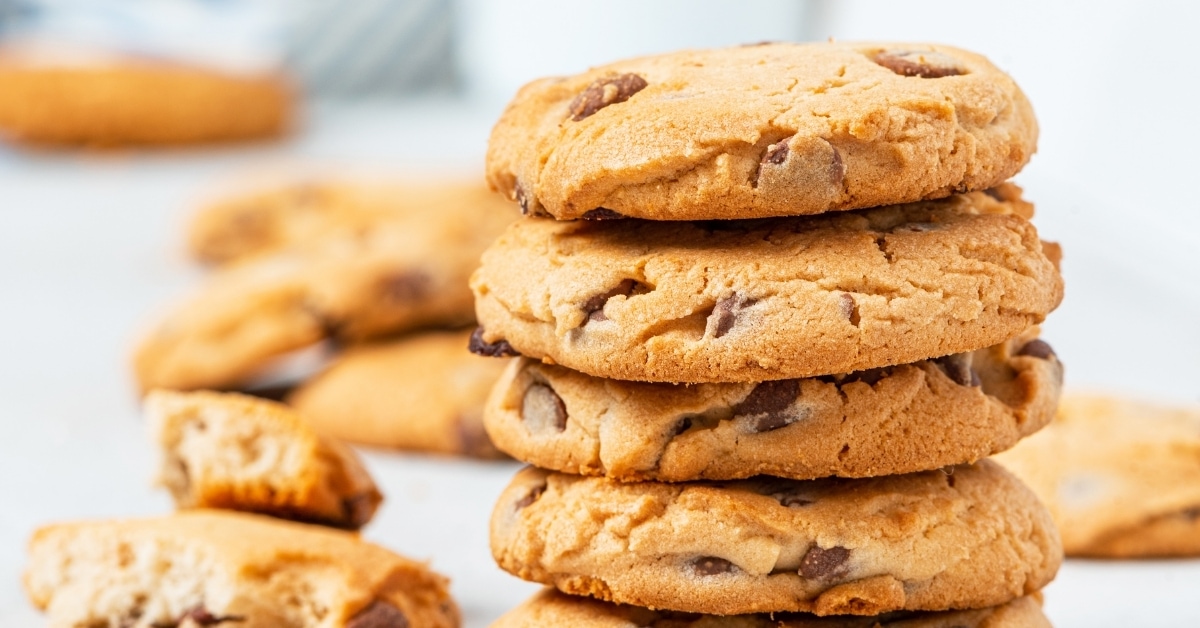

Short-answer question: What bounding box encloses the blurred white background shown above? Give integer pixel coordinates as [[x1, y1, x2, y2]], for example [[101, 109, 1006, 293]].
[[0, 1, 1197, 626]]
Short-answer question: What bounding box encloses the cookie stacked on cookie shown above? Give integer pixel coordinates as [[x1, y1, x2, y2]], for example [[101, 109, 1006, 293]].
[[472, 42, 1066, 623]]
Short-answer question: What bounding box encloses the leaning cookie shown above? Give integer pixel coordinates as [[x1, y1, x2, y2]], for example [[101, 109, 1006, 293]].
[[494, 588, 1050, 628], [24, 510, 459, 628], [134, 201, 512, 391], [491, 462, 1060, 616], [288, 329, 509, 458], [488, 41, 1036, 221], [0, 47, 291, 147], [485, 332, 1060, 481], [146, 390, 382, 529], [471, 187, 1062, 383], [188, 180, 516, 265], [996, 392, 1200, 558]]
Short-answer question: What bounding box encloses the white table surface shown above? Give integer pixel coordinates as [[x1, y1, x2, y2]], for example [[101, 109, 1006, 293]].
[[0, 102, 1197, 627]]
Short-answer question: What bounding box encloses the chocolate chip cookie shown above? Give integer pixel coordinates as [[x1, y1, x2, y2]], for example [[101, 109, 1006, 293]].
[[134, 197, 514, 391], [24, 510, 459, 627], [490, 461, 1061, 616], [487, 41, 1036, 221], [146, 390, 382, 529], [471, 188, 1062, 382], [485, 332, 1061, 481], [0, 47, 292, 147], [188, 180, 516, 265], [996, 393, 1200, 557], [494, 588, 1050, 628], [288, 329, 509, 458]]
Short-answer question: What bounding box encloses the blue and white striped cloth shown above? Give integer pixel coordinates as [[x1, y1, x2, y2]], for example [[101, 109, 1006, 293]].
[[0, 0, 457, 96]]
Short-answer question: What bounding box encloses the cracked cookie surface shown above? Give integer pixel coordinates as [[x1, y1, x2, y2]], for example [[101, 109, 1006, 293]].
[[134, 195, 514, 391], [490, 461, 1060, 616], [487, 41, 1036, 221], [288, 329, 508, 458], [494, 588, 1050, 628], [471, 187, 1061, 383], [996, 393, 1200, 557], [24, 510, 458, 628], [484, 332, 1061, 481], [147, 390, 382, 529]]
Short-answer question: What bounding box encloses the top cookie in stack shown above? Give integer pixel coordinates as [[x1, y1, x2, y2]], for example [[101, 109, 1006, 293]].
[[475, 41, 1063, 621], [487, 42, 1035, 221]]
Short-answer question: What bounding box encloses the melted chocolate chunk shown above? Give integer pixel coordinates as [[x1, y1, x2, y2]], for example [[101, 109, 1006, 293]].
[[580, 208, 627, 220], [468, 327, 520, 357], [522, 383, 567, 433], [873, 50, 964, 78], [829, 145, 846, 186], [762, 137, 791, 165], [515, 483, 546, 510], [568, 73, 649, 121], [935, 353, 981, 387], [582, 279, 641, 323], [799, 545, 850, 579], [732, 380, 803, 433], [152, 606, 245, 627], [1015, 339, 1056, 360], [708, 294, 757, 339], [346, 600, 410, 628], [690, 556, 737, 576]]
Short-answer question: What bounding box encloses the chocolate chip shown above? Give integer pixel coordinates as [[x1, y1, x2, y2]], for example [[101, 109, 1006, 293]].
[[378, 270, 430, 303], [522, 383, 567, 433], [839, 293, 860, 326], [152, 606, 245, 627], [762, 137, 791, 165], [733, 380, 803, 433], [799, 546, 850, 579], [872, 50, 964, 78], [341, 493, 377, 529], [839, 367, 892, 387], [829, 145, 846, 186], [346, 600, 410, 628], [778, 493, 814, 508], [1016, 339, 1056, 360], [468, 327, 520, 357], [580, 208, 626, 220], [514, 181, 532, 215], [583, 279, 640, 323], [568, 73, 648, 121], [690, 556, 737, 576], [935, 353, 981, 387], [515, 483, 546, 510], [707, 294, 757, 339]]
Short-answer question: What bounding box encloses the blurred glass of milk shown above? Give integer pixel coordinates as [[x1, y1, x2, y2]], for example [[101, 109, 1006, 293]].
[[454, 0, 813, 109], [1, 0, 286, 74]]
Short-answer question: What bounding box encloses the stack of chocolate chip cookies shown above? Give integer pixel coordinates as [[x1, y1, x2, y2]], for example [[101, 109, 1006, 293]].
[[472, 42, 1068, 625]]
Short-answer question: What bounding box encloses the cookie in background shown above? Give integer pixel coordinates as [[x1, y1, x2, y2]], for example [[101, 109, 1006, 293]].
[[24, 511, 460, 628], [187, 180, 517, 266], [146, 390, 382, 530], [132, 180, 517, 392], [288, 328, 510, 459], [0, 45, 293, 147], [996, 392, 1200, 558]]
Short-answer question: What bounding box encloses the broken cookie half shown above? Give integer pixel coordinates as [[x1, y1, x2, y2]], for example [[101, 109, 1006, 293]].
[[146, 390, 382, 530], [24, 510, 458, 628]]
